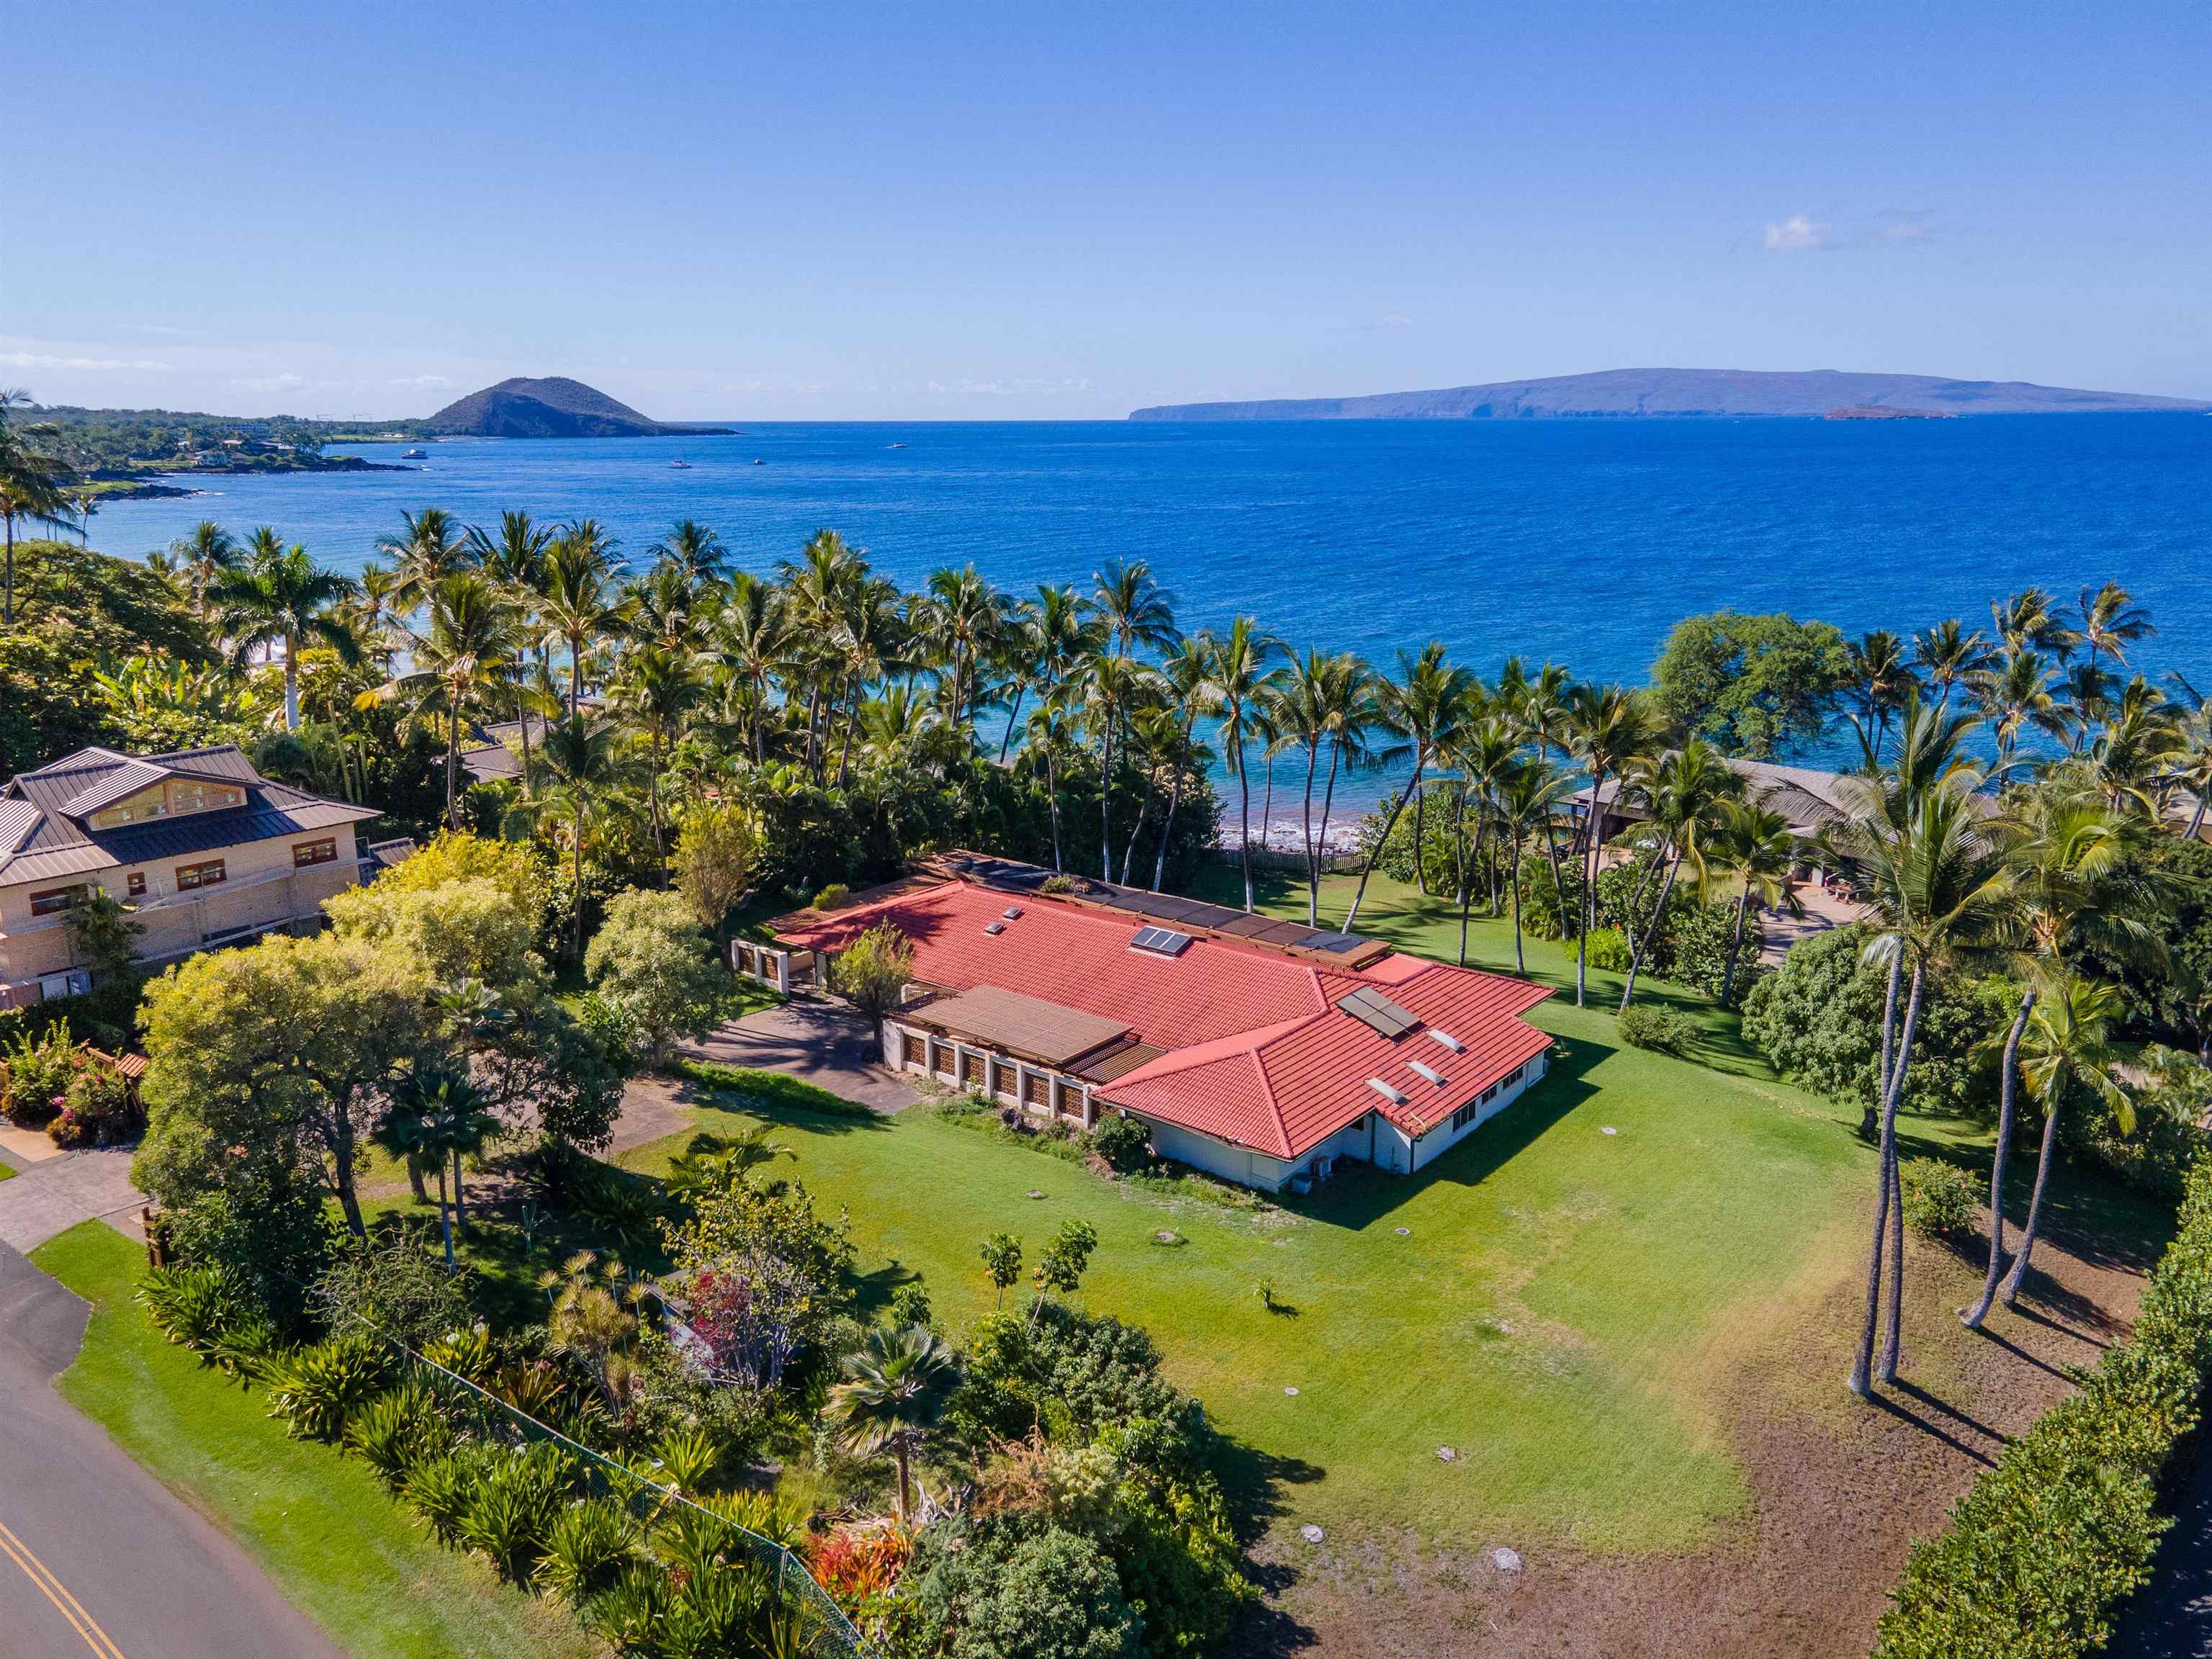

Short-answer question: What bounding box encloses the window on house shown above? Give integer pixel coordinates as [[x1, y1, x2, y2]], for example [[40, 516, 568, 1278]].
[[176, 858, 227, 891], [1480, 1082, 1498, 1103], [1451, 1100, 1480, 1132], [1503, 1063, 1526, 1088], [30, 884, 88, 917], [292, 837, 338, 868], [169, 781, 244, 816], [126, 872, 146, 898], [91, 786, 170, 830]]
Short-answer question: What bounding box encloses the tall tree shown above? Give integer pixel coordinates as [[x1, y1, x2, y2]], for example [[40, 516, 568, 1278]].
[[1617, 740, 1743, 1010], [825, 1324, 960, 1524], [379, 505, 476, 615], [540, 522, 627, 721], [1996, 976, 2132, 1307], [1911, 619, 1995, 714], [1344, 644, 1475, 931], [1277, 649, 1375, 927], [1200, 616, 1281, 912], [1563, 685, 1656, 1007], [375, 572, 526, 828], [1704, 799, 1802, 1007], [0, 390, 73, 626], [166, 520, 240, 611], [208, 534, 360, 730]]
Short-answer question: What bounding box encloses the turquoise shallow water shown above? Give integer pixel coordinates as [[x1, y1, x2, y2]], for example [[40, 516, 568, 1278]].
[[89, 415, 2212, 801]]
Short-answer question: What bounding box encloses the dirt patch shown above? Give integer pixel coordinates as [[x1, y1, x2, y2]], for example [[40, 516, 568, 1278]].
[[1236, 1218, 2144, 1658]]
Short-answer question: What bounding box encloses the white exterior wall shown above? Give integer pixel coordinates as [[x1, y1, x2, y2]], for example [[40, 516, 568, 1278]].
[[1140, 1118, 1295, 1192], [0, 824, 363, 1001], [1406, 1050, 1550, 1173]]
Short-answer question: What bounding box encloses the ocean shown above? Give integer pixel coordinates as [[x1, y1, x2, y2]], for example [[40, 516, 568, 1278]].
[[88, 415, 2212, 817]]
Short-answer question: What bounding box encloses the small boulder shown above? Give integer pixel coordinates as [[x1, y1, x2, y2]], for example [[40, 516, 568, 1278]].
[[1491, 1547, 1524, 1574], [1437, 1445, 1459, 1462], [1300, 1524, 1326, 1545]]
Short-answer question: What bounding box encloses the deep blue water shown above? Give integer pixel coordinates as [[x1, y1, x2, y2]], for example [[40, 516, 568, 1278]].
[[90, 417, 2212, 806]]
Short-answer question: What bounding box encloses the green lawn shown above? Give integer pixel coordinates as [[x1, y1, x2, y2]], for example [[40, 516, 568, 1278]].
[[30, 1223, 596, 1659], [623, 868, 1915, 1554]]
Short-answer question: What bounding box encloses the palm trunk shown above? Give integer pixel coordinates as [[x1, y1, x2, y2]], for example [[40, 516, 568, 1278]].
[[516, 685, 534, 799], [1618, 846, 1680, 1010], [2190, 792, 2209, 842], [283, 626, 302, 731], [437, 1163, 455, 1270], [1881, 1133, 1907, 1384], [1345, 757, 1425, 932], [1043, 750, 1064, 871], [1413, 783, 1429, 896], [999, 683, 1026, 763], [1451, 786, 1473, 967], [1300, 742, 1321, 927], [1151, 714, 1198, 891], [1313, 739, 1344, 924], [405, 1151, 429, 1205], [4, 516, 14, 627], [1509, 835, 1527, 974], [1235, 723, 1254, 913], [451, 1144, 467, 1231], [1098, 714, 1115, 884], [1259, 755, 1276, 862], [894, 1439, 913, 1524], [1719, 886, 1751, 1007], [1963, 989, 2037, 1328], [569, 632, 583, 722], [445, 712, 463, 830], [1575, 770, 1606, 1008], [2000, 1087, 2064, 1306], [1866, 953, 1902, 1141], [571, 805, 587, 961], [1119, 775, 1151, 886], [1851, 963, 1923, 1396]]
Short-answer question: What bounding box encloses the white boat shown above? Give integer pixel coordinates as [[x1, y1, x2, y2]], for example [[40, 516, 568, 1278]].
[[669, 459, 692, 469], [400, 447, 427, 459]]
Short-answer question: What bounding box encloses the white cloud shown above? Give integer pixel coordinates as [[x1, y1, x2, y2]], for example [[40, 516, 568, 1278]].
[[1879, 210, 1933, 243], [1763, 213, 1830, 253], [230, 371, 309, 392], [2, 349, 174, 372], [387, 374, 453, 387]]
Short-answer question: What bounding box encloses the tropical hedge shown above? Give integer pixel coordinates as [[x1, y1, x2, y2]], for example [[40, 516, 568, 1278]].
[[1872, 1150, 2212, 1659]]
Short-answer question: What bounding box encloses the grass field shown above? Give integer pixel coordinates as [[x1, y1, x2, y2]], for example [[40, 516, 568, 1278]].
[[30, 1222, 595, 1659]]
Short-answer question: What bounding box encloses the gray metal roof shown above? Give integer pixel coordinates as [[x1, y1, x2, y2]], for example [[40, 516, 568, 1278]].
[[0, 744, 379, 888]]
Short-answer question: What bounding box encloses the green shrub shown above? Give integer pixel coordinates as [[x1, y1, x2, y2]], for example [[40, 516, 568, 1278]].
[[0, 1020, 82, 1127], [1091, 1112, 1152, 1174], [812, 882, 851, 909], [136, 1263, 248, 1350], [668, 1058, 878, 1120], [403, 1447, 487, 1545], [459, 1442, 575, 1583], [1874, 1149, 2212, 1659], [1038, 873, 1082, 896], [343, 1383, 454, 1488], [1583, 927, 1632, 972], [1899, 1159, 1980, 1239], [540, 1498, 639, 1606], [583, 1563, 668, 1651], [1617, 1004, 1697, 1056], [264, 1334, 390, 1442]]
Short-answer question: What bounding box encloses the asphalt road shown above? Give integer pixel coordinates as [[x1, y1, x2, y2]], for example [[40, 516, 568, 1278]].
[[0, 1241, 348, 1659]]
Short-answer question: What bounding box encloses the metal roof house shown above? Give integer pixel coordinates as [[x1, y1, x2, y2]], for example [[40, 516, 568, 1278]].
[[0, 745, 381, 1006], [754, 856, 1555, 1194]]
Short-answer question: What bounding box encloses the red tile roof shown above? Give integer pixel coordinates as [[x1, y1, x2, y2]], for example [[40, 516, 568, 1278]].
[[773, 879, 1552, 1163]]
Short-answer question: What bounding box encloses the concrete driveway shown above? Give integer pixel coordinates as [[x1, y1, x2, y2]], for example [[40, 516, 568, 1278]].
[[0, 1148, 146, 1254], [678, 997, 921, 1115], [0, 1242, 348, 1658]]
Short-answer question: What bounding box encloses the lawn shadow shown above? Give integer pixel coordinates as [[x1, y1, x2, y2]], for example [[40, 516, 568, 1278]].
[[1287, 1035, 1604, 1232]]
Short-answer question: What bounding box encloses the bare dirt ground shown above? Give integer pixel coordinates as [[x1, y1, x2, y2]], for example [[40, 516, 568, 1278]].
[[1235, 1209, 2148, 1659]]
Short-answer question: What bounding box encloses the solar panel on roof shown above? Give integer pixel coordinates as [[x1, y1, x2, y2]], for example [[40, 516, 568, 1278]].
[[1303, 930, 1367, 954], [1128, 926, 1194, 957], [1336, 985, 1421, 1039]]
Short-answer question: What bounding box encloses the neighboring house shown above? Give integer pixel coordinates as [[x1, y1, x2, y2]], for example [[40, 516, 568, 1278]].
[[0, 745, 382, 1006], [752, 854, 1555, 1194], [459, 697, 607, 787], [1571, 757, 1856, 849]]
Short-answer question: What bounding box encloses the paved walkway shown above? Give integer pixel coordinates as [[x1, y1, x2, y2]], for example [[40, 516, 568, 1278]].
[[0, 1241, 348, 1658], [1759, 882, 1872, 963], [0, 1148, 146, 1254], [675, 998, 922, 1115]]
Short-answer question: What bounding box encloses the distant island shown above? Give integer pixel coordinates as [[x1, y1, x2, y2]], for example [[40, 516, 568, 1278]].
[[426, 377, 732, 439], [1129, 367, 2212, 421]]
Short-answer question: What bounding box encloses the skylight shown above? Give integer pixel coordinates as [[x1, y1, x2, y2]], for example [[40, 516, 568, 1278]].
[[1366, 1077, 1408, 1105], [1338, 984, 1420, 1039], [1129, 926, 1194, 957], [1427, 1029, 1467, 1054], [983, 922, 1006, 936], [1406, 1060, 1447, 1087], [1002, 906, 1024, 920]]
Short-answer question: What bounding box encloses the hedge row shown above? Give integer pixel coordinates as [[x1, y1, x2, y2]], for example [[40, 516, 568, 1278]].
[[1873, 1151, 2212, 1659], [667, 1058, 880, 1120]]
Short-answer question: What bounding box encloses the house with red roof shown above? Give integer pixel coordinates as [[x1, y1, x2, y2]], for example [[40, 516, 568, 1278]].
[[755, 854, 1555, 1193]]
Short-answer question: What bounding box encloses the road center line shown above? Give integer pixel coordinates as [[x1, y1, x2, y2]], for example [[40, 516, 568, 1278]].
[[0, 1516, 128, 1659]]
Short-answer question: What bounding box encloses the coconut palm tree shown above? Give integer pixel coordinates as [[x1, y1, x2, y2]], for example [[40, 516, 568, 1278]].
[[1972, 647, 2063, 780], [514, 716, 634, 961], [165, 520, 240, 611], [1617, 740, 1743, 1010], [831, 577, 908, 788], [1084, 557, 1180, 665], [1022, 702, 1079, 871], [1076, 650, 1156, 884], [377, 1066, 498, 1269], [777, 530, 868, 776], [1494, 755, 1575, 976], [541, 523, 628, 721], [467, 511, 555, 782], [0, 395, 72, 626], [1503, 660, 1578, 914], [2167, 676, 2212, 840], [1997, 975, 2133, 1307], [701, 570, 786, 764], [650, 518, 727, 584], [1833, 739, 2012, 1394], [1277, 649, 1377, 926], [1911, 620, 1995, 714], [1197, 616, 1280, 912], [1992, 587, 2079, 658], [2087, 677, 2183, 815], [377, 572, 526, 828], [824, 1325, 961, 1524], [607, 640, 702, 879], [1961, 783, 2167, 1328], [2076, 580, 2154, 676], [1704, 800, 1802, 1007], [1442, 718, 1521, 966], [209, 535, 360, 731], [1344, 644, 1475, 932], [1848, 630, 1916, 763], [922, 562, 1006, 733], [1563, 685, 1657, 1007], [379, 505, 476, 614], [1148, 636, 1216, 891]]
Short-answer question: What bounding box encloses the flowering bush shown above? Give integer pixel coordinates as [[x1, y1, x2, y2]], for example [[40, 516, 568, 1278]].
[[686, 1249, 821, 1390], [0, 1021, 80, 1127], [51, 1053, 138, 1147], [806, 1524, 912, 1605]]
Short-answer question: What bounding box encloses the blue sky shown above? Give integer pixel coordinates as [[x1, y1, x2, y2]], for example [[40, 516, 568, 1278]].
[[8, 2, 2208, 419]]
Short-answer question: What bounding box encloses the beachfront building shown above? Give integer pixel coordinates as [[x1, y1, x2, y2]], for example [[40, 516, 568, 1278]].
[[754, 854, 1555, 1193], [1570, 756, 1854, 853], [0, 745, 382, 1006]]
